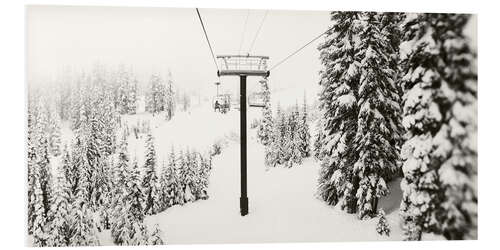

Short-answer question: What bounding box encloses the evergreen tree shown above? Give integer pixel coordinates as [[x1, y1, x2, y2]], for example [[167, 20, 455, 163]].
[[142, 132, 158, 215], [128, 159, 145, 221], [399, 13, 477, 240], [352, 12, 402, 218], [32, 178, 48, 247], [149, 224, 165, 245], [35, 116, 53, 222], [161, 147, 180, 208], [165, 72, 176, 120], [317, 12, 403, 217], [69, 185, 100, 246], [176, 150, 187, 205], [298, 93, 311, 158], [146, 74, 166, 115], [376, 209, 391, 236], [46, 165, 71, 247], [49, 112, 62, 156], [27, 108, 37, 234], [317, 12, 361, 211], [257, 78, 273, 146], [288, 104, 303, 167]]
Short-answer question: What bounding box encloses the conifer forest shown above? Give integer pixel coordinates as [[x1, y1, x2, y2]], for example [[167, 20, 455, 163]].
[[26, 7, 477, 246]]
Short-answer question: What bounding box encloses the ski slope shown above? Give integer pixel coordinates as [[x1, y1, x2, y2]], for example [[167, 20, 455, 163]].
[[137, 103, 414, 244]]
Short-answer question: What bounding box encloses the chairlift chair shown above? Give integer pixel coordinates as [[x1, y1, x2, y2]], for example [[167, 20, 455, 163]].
[[248, 92, 266, 108]]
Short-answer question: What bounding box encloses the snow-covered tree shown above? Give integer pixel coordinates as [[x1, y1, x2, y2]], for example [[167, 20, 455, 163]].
[[146, 74, 166, 115], [352, 12, 402, 218], [317, 11, 361, 211], [69, 187, 100, 246], [32, 178, 48, 247], [376, 209, 390, 236], [287, 104, 303, 167], [257, 78, 273, 146], [128, 159, 145, 221], [27, 107, 37, 234], [142, 132, 159, 215], [298, 94, 311, 158], [149, 224, 165, 245], [399, 13, 477, 240], [48, 111, 62, 156], [165, 71, 176, 121], [317, 12, 403, 217], [46, 165, 71, 247], [161, 146, 181, 208]]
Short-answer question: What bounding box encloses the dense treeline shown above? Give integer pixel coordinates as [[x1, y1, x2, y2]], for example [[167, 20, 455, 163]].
[[27, 65, 211, 246], [257, 79, 312, 168], [315, 12, 477, 240]]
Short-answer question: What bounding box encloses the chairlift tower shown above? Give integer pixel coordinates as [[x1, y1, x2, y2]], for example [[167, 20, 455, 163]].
[[217, 54, 270, 216]]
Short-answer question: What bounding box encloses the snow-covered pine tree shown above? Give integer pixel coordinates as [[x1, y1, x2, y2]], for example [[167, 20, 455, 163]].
[[165, 72, 176, 121], [70, 80, 83, 130], [257, 78, 273, 146], [128, 78, 138, 115], [317, 11, 361, 210], [114, 212, 133, 245], [266, 104, 286, 167], [49, 110, 62, 156], [149, 224, 165, 245], [399, 13, 477, 240], [35, 112, 53, 222], [69, 183, 100, 246], [197, 153, 210, 200], [160, 146, 178, 208], [146, 74, 166, 115], [312, 115, 325, 161], [183, 149, 196, 203], [114, 133, 130, 190], [68, 137, 85, 197], [352, 12, 402, 219], [79, 112, 105, 207], [151, 171, 162, 214], [27, 107, 37, 234], [130, 220, 149, 245], [288, 103, 303, 167], [46, 164, 71, 247], [142, 132, 158, 215], [32, 177, 48, 247], [91, 159, 111, 219], [176, 150, 187, 205], [298, 93, 311, 158], [128, 159, 145, 221], [117, 66, 131, 115], [100, 87, 118, 157], [376, 209, 390, 236]]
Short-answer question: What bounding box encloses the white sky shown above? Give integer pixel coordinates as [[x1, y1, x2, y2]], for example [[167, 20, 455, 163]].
[[26, 5, 330, 100], [26, 6, 477, 103]]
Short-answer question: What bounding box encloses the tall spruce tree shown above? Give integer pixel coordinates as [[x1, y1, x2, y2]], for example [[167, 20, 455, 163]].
[[32, 177, 48, 247], [27, 108, 37, 234], [399, 13, 477, 240], [46, 165, 71, 247], [317, 11, 362, 211], [317, 12, 402, 216], [142, 132, 158, 215], [298, 93, 311, 158], [257, 78, 273, 146], [352, 12, 402, 218]]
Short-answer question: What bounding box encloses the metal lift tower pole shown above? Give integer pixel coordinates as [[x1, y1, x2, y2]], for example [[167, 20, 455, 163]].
[[239, 75, 248, 216], [217, 54, 269, 216]]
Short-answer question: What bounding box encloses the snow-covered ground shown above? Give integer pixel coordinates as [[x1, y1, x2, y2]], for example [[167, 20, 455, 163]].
[[35, 100, 441, 246], [126, 102, 412, 244]]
